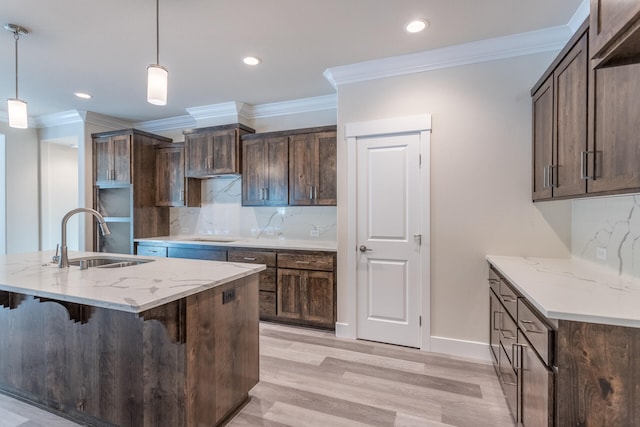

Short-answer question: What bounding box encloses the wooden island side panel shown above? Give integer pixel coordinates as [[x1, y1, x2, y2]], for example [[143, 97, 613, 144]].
[[0, 274, 259, 427]]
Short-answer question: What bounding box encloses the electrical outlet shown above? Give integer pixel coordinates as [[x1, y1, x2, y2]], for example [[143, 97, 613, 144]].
[[310, 229, 320, 237], [596, 247, 607, 261]]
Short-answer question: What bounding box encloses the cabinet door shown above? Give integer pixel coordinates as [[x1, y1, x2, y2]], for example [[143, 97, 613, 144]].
[[185, 133, 211, 177], [136, 244, 168, 257], [265, 137, 289, 206], [111, 134, 131, 184], [590, 0, 640, 64], [167, 247, 227, 261], [489, 291, 501, 364], [242, 139, 267, 206], [155, 146, 185, 207], [303, 270, 334, 326], [94, 137, 112, 184], [519, 331, 554, 427], [289, 132, 337, 206], [553, 33, 588, 198], [532, 76, 554, 201], [211, 130, 240, 174], [277, 268, 304, 320], [589, 62, 640, 193]]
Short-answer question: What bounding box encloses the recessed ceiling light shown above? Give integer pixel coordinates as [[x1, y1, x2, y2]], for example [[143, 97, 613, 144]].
[[405, 19, 429, 33], [74, 92, 92, 99], [243, 56, 262, 66]]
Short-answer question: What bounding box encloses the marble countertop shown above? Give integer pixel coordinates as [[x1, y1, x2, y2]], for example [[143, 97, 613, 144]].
[[487, 255, 640, 328], [135, 235, 337, 252], [0, 251, 265, 314]]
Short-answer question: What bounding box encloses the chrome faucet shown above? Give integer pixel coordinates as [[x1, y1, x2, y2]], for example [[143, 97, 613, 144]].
[[58, 208, 111, 268]]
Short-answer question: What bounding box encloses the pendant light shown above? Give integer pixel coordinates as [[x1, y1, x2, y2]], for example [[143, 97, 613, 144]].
[[4, 24, 29, 129], [147, 0, 167, 105]]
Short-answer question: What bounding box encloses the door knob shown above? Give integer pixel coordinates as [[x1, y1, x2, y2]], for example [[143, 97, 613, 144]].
[[359, 245, 372, 253]]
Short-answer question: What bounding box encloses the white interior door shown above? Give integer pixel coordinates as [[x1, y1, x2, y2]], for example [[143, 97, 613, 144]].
[[356, 132, 421, 348]]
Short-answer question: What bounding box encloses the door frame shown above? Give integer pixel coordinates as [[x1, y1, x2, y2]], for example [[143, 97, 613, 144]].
[[343, 114, 432, 351]]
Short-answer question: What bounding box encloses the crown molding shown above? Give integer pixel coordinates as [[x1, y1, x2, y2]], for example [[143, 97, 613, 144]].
[[568, 0, 590, 34], [248, 94, 337, 119], [81, 111, 133, 130], [324, 25, 573, 87], [186, 102, 244, 122], [34, 110, 84, 128], [134, 115, 195, 132]]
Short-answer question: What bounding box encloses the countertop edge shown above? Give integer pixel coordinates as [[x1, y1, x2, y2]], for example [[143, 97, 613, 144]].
[[135, 236, 337, 252]]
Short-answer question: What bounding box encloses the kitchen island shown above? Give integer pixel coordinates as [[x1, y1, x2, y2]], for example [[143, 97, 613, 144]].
[[0, 251, 264, 427]]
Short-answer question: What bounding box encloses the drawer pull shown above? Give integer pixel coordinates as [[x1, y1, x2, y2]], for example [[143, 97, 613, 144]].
[[520, 320, 543, 334], [492, 311, 502, 331], [501, 331, 516, 341], [502, 380, 518, 386], [500, 294, 517, 303], [243, 257, 257, 261], [296, 261, 311, 264], [512, 343, 526, 370]]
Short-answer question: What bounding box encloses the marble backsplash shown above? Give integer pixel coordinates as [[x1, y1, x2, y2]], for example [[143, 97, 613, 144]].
[[572, 194, 640, 278], [169, 176, 337, 241]]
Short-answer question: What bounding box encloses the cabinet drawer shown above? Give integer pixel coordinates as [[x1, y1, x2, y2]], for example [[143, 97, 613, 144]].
[[499, 279, 519, 320], [278, 253, 334, 271], [167, 247, 227, 261], [136, 245, 167, 257], [260, 291, 276, 317], [259, 267, 276, 292], [228, 250, 276, 267], [518, 299, 554, 366], [500, 309, 518, 363], [488, 268, 500, 295], [498, 343, 518, 422]]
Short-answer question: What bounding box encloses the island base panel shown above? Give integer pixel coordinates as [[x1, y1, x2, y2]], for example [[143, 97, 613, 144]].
[[0, 275, 259, 427]]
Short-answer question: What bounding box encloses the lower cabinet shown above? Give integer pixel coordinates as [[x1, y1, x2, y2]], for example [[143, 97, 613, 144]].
[[136, 242, 337, 329], [489, 266, 555, 426]]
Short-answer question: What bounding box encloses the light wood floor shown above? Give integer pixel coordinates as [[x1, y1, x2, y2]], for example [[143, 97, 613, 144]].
[[0, 322, 514, 427]]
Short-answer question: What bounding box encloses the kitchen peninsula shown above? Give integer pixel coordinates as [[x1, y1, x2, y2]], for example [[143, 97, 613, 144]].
[[0, 251, 264, 427]]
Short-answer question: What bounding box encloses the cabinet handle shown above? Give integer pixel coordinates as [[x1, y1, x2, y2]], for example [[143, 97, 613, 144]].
[[179, 190, 185, 202], [296, 261, 311, 264], [549, 165, 556, 188], [501, 330, 516, 341], [265, 187, 269, 200], [260, 188, 265, 200], [243, 257, 257, 261], [512, 343, 526, 371], [519, 319, 543, 334], [542, 165, 549, 188], [581, 151, 596, 180], [309, 186, 314, 200], [313, 186, 317, 200], [500, 294, 517, 303]]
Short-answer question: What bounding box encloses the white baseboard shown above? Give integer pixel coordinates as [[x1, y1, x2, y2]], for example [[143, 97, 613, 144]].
[[335, 322, 355, 339], [429, 336, 492, 362]]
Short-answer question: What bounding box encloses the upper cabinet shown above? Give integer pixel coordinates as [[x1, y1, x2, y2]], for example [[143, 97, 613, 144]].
[[289, 129, 337, 206], [242, 126, 337, 207], [183, 123, 254, 178], [531, 28, 589, 201], [94, 133, 132, 185], [590, 0, 640, 68], [155, 143, 201, 207], [242, 136, 289, 206]]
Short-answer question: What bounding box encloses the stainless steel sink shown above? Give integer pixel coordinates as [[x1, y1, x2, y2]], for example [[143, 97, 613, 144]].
[[68, 256, 154, 269]]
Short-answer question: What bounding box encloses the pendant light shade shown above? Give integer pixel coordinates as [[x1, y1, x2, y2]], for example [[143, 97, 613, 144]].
[[4, 23, 29, 129], [147, 0, 167, 105], [7, 98, 28, 129], [147, 64, 168, 105]]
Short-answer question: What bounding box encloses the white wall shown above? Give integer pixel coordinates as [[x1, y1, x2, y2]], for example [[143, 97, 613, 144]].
[[336, 52, 572, 348], [0, 123, 40, 253]]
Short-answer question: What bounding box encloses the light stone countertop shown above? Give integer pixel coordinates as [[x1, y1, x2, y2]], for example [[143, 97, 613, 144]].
[[487, 255, 640, 328], [0, 251, 265, 314], [135, 235, 337, 252]]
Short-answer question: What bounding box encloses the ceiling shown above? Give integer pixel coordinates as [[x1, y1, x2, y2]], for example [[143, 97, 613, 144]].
[[0, 0, 584, 124]]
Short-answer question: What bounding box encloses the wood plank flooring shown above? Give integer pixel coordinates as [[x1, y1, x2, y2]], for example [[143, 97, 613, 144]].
[[0, 322, 514, 427]]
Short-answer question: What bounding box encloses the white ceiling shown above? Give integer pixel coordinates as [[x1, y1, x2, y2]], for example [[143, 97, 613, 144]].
[[0, 0, 585, 124]]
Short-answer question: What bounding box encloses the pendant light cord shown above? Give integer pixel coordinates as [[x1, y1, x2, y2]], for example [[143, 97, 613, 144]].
[[155, 0, 160, 65], [14, 31, 19, 99]]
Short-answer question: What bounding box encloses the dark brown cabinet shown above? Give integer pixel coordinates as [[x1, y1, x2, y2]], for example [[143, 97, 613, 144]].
[[590, 0, 640, 68], [289, 129, 337, 206], [276, 252, 335, 328], [94, 133, 132, 185], [155, 143, 201, 207], [227, 249, 277, 319], [184, 123, 254, 178], [489, 267, 555, 426], [92, 129, 171, 254], [531, 27, 588, 201], [241, 136, 289, 206]]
